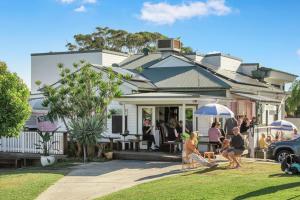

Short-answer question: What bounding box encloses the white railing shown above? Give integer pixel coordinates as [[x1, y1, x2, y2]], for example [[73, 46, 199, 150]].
[[0, 131, 65, 155]]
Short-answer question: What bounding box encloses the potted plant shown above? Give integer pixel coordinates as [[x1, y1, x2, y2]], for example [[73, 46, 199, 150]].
[[181, 132, 190, 142], [35, 131, 58, 167], [103, 146, 113, 160]]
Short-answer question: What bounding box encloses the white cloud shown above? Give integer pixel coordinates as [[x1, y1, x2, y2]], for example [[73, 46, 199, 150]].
[[58, 0, 75, 4], [297, 49, 300, 57], [74, 5, 86, 12], [140, 0, 232, 25], [83, 0, 97, 4]]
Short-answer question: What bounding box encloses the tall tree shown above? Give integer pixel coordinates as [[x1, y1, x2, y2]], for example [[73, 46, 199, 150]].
[[66, 27, 193, 54], [286, 80, 300, 116], [38, 61, 125, 162], [0, 62, 31, 137]]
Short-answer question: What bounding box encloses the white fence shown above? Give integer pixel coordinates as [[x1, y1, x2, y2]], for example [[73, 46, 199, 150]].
[[0, 131, 65, 155]]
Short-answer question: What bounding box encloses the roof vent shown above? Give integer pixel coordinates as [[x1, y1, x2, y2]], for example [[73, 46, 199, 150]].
[[157, 39, 181, 52]]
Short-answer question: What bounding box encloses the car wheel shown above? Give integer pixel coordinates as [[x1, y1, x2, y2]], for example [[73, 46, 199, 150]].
[[276, 150, 292, 163]]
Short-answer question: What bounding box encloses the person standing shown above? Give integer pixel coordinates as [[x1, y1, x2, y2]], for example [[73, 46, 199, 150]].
[[248, 117, 257, 158], [240, 117, 250, 148], [224, 117, 238, 139], [240, 117, 250, 134]]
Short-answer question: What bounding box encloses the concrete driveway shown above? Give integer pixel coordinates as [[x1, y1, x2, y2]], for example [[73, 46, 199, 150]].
[[36, 160, 182, 200]]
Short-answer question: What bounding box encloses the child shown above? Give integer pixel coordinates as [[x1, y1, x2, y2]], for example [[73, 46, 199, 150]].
[[220, 139, 233, 168], [220, 139, 230, 153]]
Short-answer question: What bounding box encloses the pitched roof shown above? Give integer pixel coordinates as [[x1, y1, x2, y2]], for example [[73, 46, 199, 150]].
[[119, 53, 162, 70], [119, 52, 286, 93], [192, 60, 285, 93], [141, 66, 230, 89], [215, 68, 268, 87], [233, 93, 282, 103], [260, 67, 298, 78]]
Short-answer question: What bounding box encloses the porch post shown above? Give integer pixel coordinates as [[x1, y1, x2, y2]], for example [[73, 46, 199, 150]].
[[122, 104, 125, 135], [182, 104, 186, 134], [122, 104, 126, 150]]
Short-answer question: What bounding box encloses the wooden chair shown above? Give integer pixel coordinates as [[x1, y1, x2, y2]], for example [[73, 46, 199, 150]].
[[204, 152, 215, 161]]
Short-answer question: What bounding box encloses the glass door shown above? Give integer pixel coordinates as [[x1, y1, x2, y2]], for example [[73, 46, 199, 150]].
[[185, 107, 196, 132], [138, 106, 155, 135], [179, 106, 196, 132]]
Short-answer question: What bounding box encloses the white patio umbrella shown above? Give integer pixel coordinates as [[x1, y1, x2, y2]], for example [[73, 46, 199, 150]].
[[194, 103, 234, 118], [270, 120, 297, 131]]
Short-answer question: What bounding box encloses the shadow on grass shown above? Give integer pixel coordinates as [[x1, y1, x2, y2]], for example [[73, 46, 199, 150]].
[[0, 161, 78, 176], [268, 173, 295, 178], [136, 169, 183, 182], [287, 195, 300, 200], [181, 166, 227, 176], [233, 182, 300, 200]]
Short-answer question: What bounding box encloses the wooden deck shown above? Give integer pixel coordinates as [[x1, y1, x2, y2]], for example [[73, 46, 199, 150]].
[[113, 151, 181, 162], [0, 152, 67, 168]]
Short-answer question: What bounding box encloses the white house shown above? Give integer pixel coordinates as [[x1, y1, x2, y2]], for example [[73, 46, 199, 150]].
[[5, 38, 296, 155]]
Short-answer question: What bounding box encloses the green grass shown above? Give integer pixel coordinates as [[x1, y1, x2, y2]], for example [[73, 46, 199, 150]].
[[0, 159, 77, 200], [97, 162, 300, 200], [0, 170, 64, 200]]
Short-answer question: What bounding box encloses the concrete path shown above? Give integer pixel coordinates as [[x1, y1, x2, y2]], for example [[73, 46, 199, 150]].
[[36, 160, 182, 200]]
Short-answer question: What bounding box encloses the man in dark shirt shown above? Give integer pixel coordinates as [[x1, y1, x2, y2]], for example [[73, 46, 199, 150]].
[[224, 117, 238, 138], [222, 127, 245, 169]]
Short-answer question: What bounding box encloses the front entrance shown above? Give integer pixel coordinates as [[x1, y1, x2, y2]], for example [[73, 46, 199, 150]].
[[138, 105, 197, 148]]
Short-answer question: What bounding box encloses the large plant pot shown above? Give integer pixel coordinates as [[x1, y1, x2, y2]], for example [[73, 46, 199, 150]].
[[41, 155, 56, 167], [104, 152, 113, 160]]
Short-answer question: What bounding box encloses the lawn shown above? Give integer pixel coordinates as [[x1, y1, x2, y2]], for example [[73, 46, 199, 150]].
[[97, 162, 300, 200], [0, 161, 76, 200]]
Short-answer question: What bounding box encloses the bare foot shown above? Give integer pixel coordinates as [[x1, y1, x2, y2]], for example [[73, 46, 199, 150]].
[[232, 165, 241, 169]]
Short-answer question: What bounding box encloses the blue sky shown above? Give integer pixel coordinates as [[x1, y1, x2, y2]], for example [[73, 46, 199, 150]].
[[1, 0, 300, 89]]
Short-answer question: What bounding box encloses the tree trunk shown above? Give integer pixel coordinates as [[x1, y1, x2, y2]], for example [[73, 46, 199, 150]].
[[83, 144, 87, 163], [76, 142, 82, 157]]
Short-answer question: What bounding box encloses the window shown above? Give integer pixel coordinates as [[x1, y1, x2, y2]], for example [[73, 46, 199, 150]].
[[112, 115, 127, 134]]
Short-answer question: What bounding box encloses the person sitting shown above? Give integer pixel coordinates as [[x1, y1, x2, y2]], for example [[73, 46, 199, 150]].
[[176, 120, 190, 135], [273, 132, 282, 142], [292, 129, 300, 140], [222, 127, 245, 169], [142, 119, 158, 150], [185, 132, 218, 168], [259, 133, 268, 150], [167, 125, 177, 141], [265, 135, 272, 146], [208, 122, 222, 152]]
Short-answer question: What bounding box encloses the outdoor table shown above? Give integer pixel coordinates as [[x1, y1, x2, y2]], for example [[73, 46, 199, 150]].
[[128, 134, 142, 151], [120, 133, 130, 150], [165, 141, 180, 153]]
